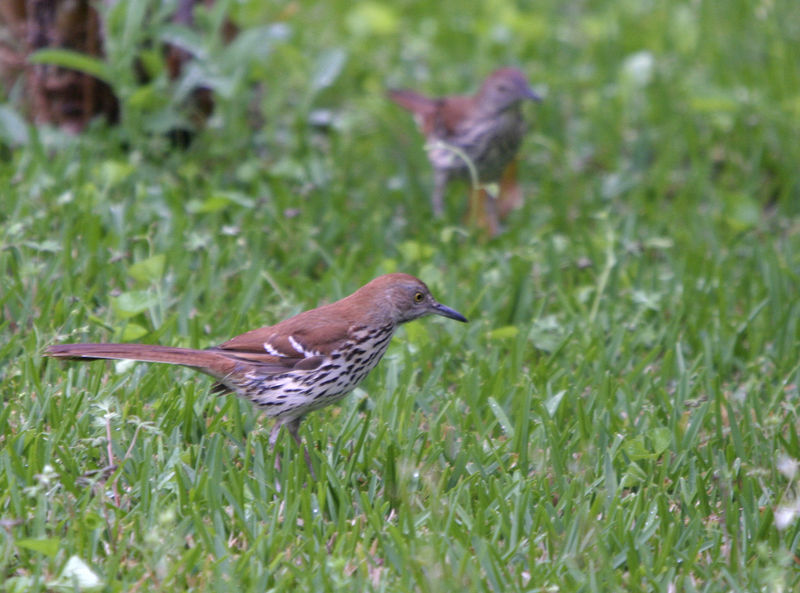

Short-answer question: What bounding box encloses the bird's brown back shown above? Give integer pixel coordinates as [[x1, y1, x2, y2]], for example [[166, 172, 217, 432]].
[[389, 88, 476, 138]]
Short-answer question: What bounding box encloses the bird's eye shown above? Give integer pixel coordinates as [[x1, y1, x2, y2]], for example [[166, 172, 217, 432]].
[[414, 292, 424, 302]]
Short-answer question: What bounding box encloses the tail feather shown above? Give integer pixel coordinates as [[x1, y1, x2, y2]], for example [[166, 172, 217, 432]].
[[45, 343, 237, 378], [387, 89, 436, 116]]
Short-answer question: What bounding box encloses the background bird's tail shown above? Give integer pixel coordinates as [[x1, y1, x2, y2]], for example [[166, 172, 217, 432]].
[[387, 89, 436, 115]]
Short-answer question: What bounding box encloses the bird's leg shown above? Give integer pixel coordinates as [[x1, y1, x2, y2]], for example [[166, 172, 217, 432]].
[[466, 186, 501, 238], [286, 417, 316, 480], [498, 160, 523, 219], [268, 417, 315, 487], [431, 170, 447, 217], [269, 420, 284, 477]]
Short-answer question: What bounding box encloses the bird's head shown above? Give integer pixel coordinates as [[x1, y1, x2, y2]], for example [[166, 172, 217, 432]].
[[359, 273, 468, 325], [478, 68, 541, 113]]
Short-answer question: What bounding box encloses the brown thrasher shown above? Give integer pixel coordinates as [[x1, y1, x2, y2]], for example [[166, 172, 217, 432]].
[[389, 67, 541, 236], [46, 274, 467, 467]]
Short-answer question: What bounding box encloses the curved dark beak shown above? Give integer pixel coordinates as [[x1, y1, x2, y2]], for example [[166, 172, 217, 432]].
[[432, 302, 468, 323]]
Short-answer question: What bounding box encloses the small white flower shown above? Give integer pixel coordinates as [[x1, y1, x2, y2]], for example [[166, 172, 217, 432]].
[[777, 455, 798, 480], [622, 51, 655, 86], [775, 504, 799, 530]]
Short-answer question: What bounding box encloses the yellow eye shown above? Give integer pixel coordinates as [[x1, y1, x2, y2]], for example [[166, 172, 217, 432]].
[[414, 292, 424, 302]]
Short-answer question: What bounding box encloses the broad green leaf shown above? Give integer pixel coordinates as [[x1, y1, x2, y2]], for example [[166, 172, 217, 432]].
[[648, 426, 672, 456], [157, 24, 208, 60], [16, 537, 59, 558], [28, 49, 111, 84], [346, 3, 399, 36], [186, 192, 254, 214], [99, 160, 135, 187], [186, 196, 231, 214], [311, 48, 347, 92], [126, 85, 162, 110], [624, 435, 654, 460], [225, 24, 291, 63], [23, 240, 62, 253], [488, 325, 519, 340], [120, 323, 149, 342], [544, 390, 566, 417], [488, 397, 514, 438], [621, 461, 648, 487], [218, 191, 255, 208], [724, 193, 761, 230], [128, 254, 166, 284], [111, 291, 159, 319], [397, 241, 435, 262]]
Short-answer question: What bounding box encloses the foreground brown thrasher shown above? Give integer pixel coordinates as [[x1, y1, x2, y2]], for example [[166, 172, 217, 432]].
[[389, 67, 541, 236], [46, 274, 467, 468]]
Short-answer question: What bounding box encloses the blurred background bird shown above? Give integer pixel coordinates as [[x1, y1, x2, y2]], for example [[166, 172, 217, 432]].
[[389, 67, 541, 236]]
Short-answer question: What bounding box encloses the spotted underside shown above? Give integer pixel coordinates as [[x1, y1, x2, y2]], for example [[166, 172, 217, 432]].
[[222, 322, 396, 422], [428, 107, 526, 183]]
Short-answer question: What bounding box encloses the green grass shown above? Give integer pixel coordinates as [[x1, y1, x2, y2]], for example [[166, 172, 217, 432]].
[[2, 0, 800, 590]]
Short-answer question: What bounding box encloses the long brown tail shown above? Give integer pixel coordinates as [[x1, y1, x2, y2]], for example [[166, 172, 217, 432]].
[[45, 343, 237, 377], [387, 89, 436, 115]]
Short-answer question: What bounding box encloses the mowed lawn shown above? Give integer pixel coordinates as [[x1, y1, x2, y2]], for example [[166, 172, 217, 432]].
[[2, 0, 800, 591]]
